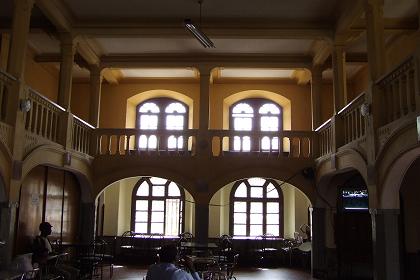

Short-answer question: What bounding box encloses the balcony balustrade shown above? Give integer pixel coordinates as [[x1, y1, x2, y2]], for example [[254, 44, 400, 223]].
[[24, 88, 64, 144], [376, 56, 419, 127]]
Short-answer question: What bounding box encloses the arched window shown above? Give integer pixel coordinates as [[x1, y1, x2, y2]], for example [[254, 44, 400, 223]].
[[131, 177, 184, 236], [136, 98, 188, 150], [230, 99, 282, 152], [230, 178, 283, 237]]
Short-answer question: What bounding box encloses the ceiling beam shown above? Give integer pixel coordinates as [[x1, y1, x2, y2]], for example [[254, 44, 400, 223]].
[[72, 24, 333, 39], [98, 54, 313, 69], [101, 68, 122, 85], [35, 0, 74, 32]]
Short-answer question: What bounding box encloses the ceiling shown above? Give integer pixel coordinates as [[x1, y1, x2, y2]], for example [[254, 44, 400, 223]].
[[1, 0, 419, 81]]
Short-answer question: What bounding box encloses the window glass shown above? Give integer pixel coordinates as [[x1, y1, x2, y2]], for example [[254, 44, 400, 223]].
[[259, 103, 280, 115], [266, 184, 279, 198], [139, 102, 160, 113], [234, 224, 247, 236], [168, 182, 181, 196], [260, 116, 279, 131], [135, 222, 148, 233], [234, 183, 247, 197], [234, 202, 247, 213], [166, 115, 184, 130], [248, 177, 265, 186], [152, 185, 165, 197], [135, 200, 148, 211], [136, 182, 149, 196], [250, 187, 263, 198], [165, 102, 186, 113], [135, 211, 148, 222]]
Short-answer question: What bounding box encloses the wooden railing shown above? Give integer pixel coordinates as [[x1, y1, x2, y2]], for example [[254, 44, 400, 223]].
[[0, 70, 16, 121], [72, 115, 94, 155], [337, 93, 366, 145], [25, 88, 64, 144], [93, 129, 198, 156], [376, 56, 419, 126], [315, 119, 333, 157], [209, 130, 314, 158]]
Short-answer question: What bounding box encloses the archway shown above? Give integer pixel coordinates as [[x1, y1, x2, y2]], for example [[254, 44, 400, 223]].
[[318, 169, 372, 279], [209, 177, 311, 239], [97, 176, 196, 237], [15, 165, 82, 254], [399, 156, 420, 278]]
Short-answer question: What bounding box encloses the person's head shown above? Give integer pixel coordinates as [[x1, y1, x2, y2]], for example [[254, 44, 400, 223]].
[[159, 244, 178, 263], [39, 222, 52, 236]]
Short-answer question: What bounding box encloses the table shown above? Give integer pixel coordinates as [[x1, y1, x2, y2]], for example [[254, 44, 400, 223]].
[[180, 242, 218, 249], [0, 270, 23, 280]]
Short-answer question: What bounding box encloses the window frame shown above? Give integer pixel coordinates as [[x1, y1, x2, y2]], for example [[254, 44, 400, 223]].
[[136, 98, 189, 130], [131, 177, 185, 236], [229, 98, 283, 152], [229, 178, 284, 237]]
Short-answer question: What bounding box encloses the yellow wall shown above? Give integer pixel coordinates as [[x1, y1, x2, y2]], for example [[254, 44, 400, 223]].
[[24, 48, 59, 102]]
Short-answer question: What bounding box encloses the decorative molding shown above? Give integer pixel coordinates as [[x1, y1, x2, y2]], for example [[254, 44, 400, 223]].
[[0, 122, 13, 154]]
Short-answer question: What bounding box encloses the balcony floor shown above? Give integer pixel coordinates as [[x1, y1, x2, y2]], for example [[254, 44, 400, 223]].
[[104, 265, 316, 279]]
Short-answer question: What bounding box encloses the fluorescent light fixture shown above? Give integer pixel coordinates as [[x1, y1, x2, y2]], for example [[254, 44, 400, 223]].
[[184, 19, 215, 48]]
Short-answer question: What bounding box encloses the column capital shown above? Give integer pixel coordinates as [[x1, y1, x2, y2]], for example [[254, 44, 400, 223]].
[[197, 65, 213, 76], [13, 0, 35, 11]]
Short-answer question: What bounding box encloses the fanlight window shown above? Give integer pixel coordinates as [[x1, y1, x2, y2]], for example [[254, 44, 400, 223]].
[[136, 99, 188, 150], [231, 178, 282, 237], [132, 177, 184, 236], [230, 99, 282, 152]]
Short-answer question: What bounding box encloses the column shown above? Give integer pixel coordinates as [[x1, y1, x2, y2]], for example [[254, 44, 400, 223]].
[[7, 0, 34, 79], [80, 202, 95, 244], [310, 207, 327, 278], [311, 66, 323, 130], [370, 209, 403, 280], [58, 33, 76, 110], [365, 0, 386, 163], [365, 0, 386, 81], [195, 202, 210, 243], [89, 65, 103, 127], [197, 66, 211, 156], [0, 33, 10, 70], [332, 45, 347, 112], [0, 202, 18, 264]]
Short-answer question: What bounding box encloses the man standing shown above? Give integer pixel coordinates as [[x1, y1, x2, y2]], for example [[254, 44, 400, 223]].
[[146, 244, 201, 280]]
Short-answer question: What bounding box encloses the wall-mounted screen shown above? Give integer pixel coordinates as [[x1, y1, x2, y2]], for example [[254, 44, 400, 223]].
[[342, 189, 369, 211]]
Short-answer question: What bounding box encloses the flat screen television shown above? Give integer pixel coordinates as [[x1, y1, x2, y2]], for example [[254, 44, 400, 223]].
[[342, 189, 369, 211]]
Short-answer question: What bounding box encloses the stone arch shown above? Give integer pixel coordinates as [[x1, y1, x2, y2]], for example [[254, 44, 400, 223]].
[[126, 89, 196, 129], [223, 89, 292, 130], [21, 145, 94, 203], [208, 165, 316, 205], [379, 146, 420, 209], [94, 165, 198, 201], [208, 176, 312, 239]]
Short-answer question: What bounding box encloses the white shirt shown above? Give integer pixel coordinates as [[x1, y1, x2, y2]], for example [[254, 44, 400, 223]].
[[146, 263, 201, 280]]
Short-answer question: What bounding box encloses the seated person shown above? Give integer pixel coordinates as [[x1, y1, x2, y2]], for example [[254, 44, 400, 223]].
[[32, 222, 79, 280], [146, 244, 201, 280]]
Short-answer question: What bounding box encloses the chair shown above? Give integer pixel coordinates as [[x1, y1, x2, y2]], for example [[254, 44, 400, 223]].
[[178, 232, 194, 257], [97, 237, 115, 278], [253, 234, 279, 267]]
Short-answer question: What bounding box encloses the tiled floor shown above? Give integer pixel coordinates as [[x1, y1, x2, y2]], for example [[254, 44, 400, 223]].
[[102, 265, 317, 280]]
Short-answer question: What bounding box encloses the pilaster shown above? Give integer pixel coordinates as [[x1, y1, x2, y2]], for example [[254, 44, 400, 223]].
[[0, 33, 10, 71], [370, 209, 403, 280], [89, 65, 103, 127], [311, 65, 323, 130], [80, 202, 95, 244], [332, 45, 347, 112], [0, 202, 18, 265], [7, 0, 34, 79], [58, 33, 76, 110], [197, 66, 212, 157], [365, 0, 386, 164], [310, 207, 327, 278], [365, 0, 386, 81]]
